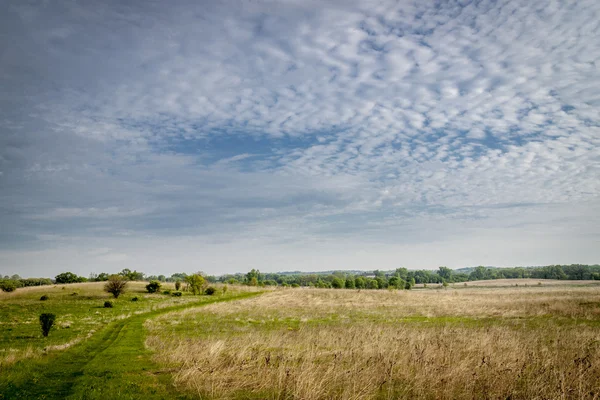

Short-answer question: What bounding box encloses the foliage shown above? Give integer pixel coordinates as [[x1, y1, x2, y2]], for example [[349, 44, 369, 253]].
[[172, 291, 182, 297], [131, 297, 139, 302], [118, 269, 144, 281], [54, 272, 87, 284], [185, 274, 205, 295], [104, 301, 113, 308], [104, 275, 128, 298], [39, 313, 56, 337], [145, 280, 162, 293], [0, 280, 17, 292], [204, 287, 216, 295], [331, 277, 344, 289], [40, 295, 49, 301]]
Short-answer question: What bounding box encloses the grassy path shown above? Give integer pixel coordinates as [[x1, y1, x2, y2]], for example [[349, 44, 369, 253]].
[[0, 292, 263, 399]]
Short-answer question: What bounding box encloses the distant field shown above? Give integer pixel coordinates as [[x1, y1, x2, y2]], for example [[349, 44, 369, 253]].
[[2, 280, 600, 399], [148, 283, 600, 399]]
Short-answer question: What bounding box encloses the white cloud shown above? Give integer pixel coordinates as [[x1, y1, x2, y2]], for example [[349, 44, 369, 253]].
[[0, 0, 599, 276]]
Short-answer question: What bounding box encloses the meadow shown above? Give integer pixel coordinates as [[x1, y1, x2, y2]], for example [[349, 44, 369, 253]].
[[147, 281, 600, 399], [1, 280, 600, 399]]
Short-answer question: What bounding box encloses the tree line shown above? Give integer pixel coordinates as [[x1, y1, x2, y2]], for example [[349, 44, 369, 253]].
[[1, 264, 599, 292]]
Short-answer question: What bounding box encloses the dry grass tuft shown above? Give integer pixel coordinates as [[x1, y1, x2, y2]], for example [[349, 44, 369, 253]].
[[147, 286, 600, 399]]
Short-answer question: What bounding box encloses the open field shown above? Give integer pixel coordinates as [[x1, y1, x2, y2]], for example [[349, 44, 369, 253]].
[[147, 281, 600, 399], [1, 280, 600, 399]]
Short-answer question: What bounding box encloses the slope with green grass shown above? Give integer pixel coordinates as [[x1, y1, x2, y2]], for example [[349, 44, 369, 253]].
[[0, 290, 263, 399]]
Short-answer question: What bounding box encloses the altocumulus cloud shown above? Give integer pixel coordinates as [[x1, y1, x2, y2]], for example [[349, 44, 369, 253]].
[[0, 0, 599, 277]]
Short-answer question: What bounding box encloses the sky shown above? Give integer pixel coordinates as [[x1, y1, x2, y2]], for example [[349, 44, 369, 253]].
[[1, 0, 599, 278]]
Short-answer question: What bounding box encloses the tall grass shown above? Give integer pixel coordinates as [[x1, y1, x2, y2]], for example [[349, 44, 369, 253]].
[[147, 284, 600, 399]]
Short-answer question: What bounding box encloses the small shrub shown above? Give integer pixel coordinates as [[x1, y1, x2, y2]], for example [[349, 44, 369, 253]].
[[104, 275, 128, 298], [131, 297, 139, 302], [175, 281, 181, 291], [291, 283, 300, 288], [204, 287, 216, 295], [222, 285, 228, 294], [104, 301, 113, 308], [163, 290, 171, 295], [39, 313, 56, 337], [145, 280, 162, 293], [40, 295, 49, 301], [172, 291, 182, 297], [71, 292, 78, 296]]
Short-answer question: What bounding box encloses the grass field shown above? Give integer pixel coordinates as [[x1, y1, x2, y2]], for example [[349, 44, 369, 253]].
[[1, 280, 600, 399], [147, 281, 600, 399]]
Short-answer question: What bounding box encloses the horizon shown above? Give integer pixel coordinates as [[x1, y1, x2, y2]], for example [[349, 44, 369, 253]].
[[4, 263, 600, 281], [1, 0, 599, 278]]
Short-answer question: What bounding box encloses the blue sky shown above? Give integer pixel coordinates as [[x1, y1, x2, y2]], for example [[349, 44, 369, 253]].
[[1, 0, 599, 278]]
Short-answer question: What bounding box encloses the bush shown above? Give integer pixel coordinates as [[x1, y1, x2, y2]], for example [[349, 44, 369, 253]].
[[131, 297, 139, 302], [175, 281, 181, 291], [163, 290, 171, 295], [222, 285, 228, 294], [104, 301, 113, 308], [39, 313, 56, 337], [172, 291, 182, 297], [104, 275, 128, 298], [71, 292, 78, 296], [40, 295, 49, 301], [204, 287, 216, 295], [145, 280, 162, 293], [291, 283, 300, 288], [0, 280, 17, 292]]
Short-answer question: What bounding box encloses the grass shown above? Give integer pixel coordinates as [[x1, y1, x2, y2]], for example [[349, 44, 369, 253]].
[[0, 282, 264, 399], [147, 282, 600, 399], [0, 281, 210, 367]]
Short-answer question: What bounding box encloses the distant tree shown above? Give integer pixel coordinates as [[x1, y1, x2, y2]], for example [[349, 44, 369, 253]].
[[55, 272, 86, 284], [119, 269, 144, 281], [355, 276, 366, 289], [245, 269, 261, 285], [367, 279, 379, 290], [157, 275, 166, 282], [345, 277, 355, 289], [185, 274, 205, 294], [438, 266, 453, 281], [104, 275, 128, 298], [331, 277, 344, 289]]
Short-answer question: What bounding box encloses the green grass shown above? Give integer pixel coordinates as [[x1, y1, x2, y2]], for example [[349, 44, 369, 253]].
[[0, 282, 205, 362], [0, 284, 263, 399]]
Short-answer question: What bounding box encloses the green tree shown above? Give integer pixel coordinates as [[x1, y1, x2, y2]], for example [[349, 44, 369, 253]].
[[185, 274, 205, 294], [331, 277, 344, 289], [345, 277, 355, 289], [354, 276, 366, 289], [438, 266, 453, 282], [55, 272, 86, 284]]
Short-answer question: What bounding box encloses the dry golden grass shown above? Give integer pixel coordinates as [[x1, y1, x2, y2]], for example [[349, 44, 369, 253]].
[[147, 284, 600, 399]]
